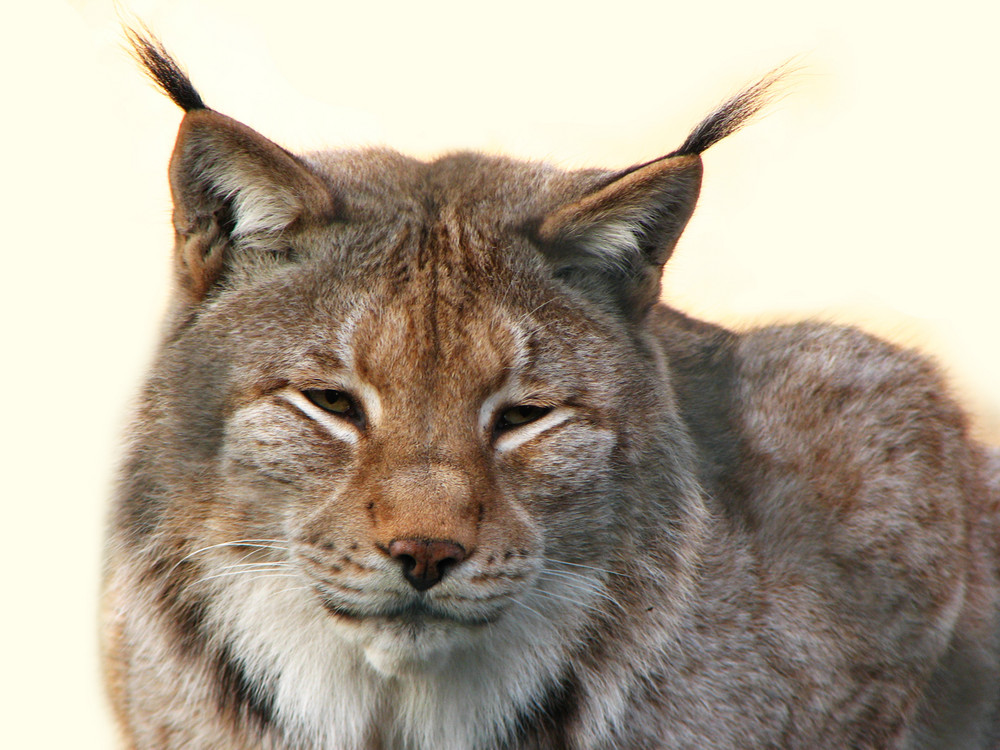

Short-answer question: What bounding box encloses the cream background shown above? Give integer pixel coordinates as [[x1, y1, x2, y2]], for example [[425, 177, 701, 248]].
[[2, 0, 997, 746]]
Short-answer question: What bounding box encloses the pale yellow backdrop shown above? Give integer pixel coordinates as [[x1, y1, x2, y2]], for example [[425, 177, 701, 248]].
[[2, 0, 997, 747]]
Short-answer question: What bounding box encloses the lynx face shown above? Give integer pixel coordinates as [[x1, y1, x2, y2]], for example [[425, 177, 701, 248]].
[[125, 123, 707, 698], [200, 201, 641, 663]]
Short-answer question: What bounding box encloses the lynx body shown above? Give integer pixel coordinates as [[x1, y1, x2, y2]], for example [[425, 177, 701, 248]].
[[102, 32, 1000, 749]]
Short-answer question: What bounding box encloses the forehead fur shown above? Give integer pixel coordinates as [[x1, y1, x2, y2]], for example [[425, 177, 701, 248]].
[[243, 148, 621, 340], [305, 147, 611, 229]]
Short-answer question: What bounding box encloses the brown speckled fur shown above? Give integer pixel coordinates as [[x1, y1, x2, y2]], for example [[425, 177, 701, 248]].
[[102, 32, 1000, 750]]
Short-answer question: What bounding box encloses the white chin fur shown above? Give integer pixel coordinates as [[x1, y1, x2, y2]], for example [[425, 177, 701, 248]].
[[360, 621, 479, 677], [209, 568, 589, 749]]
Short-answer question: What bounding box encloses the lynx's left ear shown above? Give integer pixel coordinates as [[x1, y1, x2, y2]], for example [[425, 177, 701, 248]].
[[535, 154, 702, 314], [536, 68, 786, 316]]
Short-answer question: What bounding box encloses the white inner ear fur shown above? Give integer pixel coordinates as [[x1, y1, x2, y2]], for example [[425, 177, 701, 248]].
[[202, 159, 303, 239], [569, 210, 654, 275], [544, 158, 701, 276]]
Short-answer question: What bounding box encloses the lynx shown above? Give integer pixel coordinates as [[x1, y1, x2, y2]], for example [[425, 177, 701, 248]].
[[102, 29, 1000, 749]]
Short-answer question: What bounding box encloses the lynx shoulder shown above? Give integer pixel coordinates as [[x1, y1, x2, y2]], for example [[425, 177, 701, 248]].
[[103, 28, 1000, 749]]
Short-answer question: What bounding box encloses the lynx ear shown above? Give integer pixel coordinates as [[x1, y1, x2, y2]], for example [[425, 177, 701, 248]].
[[126, 26, 336, 300], [536, 66, 787, 315], [169, 109, 336, 240], [167, 110, 337, 300], [535, 155, 702, 313]]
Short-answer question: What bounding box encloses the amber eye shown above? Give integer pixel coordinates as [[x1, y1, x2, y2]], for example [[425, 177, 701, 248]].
[[496, 404, 552, 433], [303, 389, 363, 424]]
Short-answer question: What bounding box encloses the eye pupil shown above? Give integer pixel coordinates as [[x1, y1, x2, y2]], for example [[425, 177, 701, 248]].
[[498, 404, 551, 430], [324, 390, 349, 412], [304, 389, 357, 418]]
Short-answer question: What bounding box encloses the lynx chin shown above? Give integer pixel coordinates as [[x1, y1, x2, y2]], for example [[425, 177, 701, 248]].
[[103, 28, 1000, 750]]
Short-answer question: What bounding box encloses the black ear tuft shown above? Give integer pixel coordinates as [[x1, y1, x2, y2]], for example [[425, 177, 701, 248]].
[[124, 25, 206, 112], [669, 64, 793, 157]]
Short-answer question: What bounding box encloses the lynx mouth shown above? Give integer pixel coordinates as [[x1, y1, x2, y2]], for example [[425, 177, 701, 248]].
[[317, 593, 501, 628]]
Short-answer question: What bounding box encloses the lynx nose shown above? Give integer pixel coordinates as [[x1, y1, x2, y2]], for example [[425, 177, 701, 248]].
[[388, 539, 467, 591]]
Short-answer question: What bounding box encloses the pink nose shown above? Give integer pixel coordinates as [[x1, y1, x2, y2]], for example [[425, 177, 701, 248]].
[[388, 539, 467, 591]]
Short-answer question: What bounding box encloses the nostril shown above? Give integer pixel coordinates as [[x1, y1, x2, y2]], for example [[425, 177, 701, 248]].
[[387, 539, 467, 591], [395, 553, 418, 576]]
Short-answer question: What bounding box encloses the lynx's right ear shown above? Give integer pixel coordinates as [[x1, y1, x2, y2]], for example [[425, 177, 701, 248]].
[[168, 111, 336, 284], [126, 28, 337, 301]]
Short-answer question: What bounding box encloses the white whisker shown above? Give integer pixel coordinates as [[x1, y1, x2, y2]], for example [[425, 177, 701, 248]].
[[168, 539, 291, 574], [215, 561, 294, 574], [198, 568, 300, 584], [529, 586, 615, 618], [516, 297, 556, 327], [536, 571, 629, 615], [230, 546, 287, 566], [510, 597, 547, 620], [545, 557, 637, 580]]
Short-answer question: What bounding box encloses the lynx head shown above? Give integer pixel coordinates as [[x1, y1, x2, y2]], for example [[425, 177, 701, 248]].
[[119, 29, 780, 676]]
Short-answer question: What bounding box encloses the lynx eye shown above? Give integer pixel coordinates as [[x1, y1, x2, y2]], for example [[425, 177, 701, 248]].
[[496, 404, 552, 433], [303, 389, 363, 424]]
